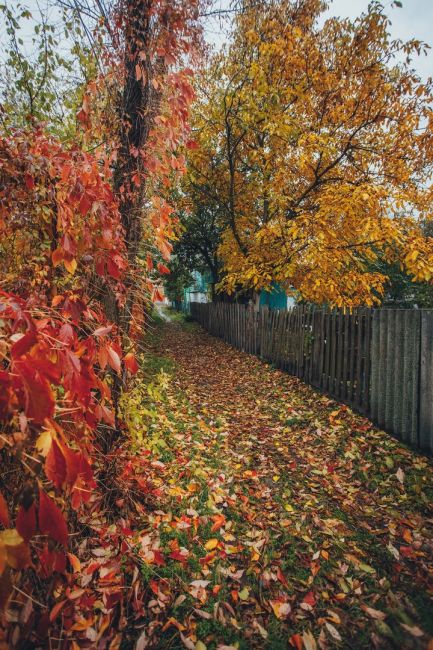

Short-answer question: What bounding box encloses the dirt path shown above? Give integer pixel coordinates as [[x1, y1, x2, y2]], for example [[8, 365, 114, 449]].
[[133, 317, 433, 649]]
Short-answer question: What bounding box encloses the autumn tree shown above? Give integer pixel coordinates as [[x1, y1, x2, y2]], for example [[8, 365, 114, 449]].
[[187, 0, 433, 307]]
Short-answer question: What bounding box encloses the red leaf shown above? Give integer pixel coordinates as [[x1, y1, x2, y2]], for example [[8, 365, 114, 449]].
[[107, 346, 121, 374], [289, 633, 303, 650], [124, 352, 139, 375], [0, 492, 9, 528], [169, 550, 189, 562], [152, 287, 164, 303], [24, 173, 35, 189], [59, 323, 75, 345], [107, 257, 122, 279], [52, 248, 64, 267], [78, 192, 93, 216], [45, 439, 67, 489], [146, 255, 153, 272], [157, 262, 170, 275], [303, 590, 316, 607], [38, 489, 68, 546], [186, 139, 199, 150], [10, 330, 37, 359], [38, 544, 66, 579], [277, 566, 289, 588], [16, 503, 37, 542], [14, 360, 55, 424]]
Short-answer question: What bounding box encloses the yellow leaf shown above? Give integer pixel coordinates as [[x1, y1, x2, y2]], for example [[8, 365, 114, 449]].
[[195, 642, 207, 650], [0, 529, 23, 547], [238, 587, 249, 600], [36, 429, 53, 456], [204, 538, 219, 551], [64, 258, 77, 274]]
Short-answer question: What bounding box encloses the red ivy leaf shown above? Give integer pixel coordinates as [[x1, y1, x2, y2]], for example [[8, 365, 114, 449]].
[[14, 360, 55, 424], [45, 439, 67, 489], [0, 492, 9, 528], [10, 330, 37, 359], [16, 503, 37, 542], [38, 489, 68, 547]]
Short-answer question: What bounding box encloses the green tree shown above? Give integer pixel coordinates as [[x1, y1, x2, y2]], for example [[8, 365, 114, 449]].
[[173, 204, 223, 299], [0, 1, 98, 136]]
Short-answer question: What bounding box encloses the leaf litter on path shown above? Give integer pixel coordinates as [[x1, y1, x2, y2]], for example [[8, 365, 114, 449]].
[[128, 318, 433, 649]]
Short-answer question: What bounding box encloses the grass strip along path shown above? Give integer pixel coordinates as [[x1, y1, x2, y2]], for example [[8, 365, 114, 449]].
[[126, 312, 432, 650]]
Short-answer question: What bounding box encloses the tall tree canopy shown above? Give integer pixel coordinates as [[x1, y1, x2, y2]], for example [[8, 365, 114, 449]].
[[187, 0, 433, 307]]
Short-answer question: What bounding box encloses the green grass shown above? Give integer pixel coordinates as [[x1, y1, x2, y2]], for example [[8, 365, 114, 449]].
[[142, 352, 176, 378]]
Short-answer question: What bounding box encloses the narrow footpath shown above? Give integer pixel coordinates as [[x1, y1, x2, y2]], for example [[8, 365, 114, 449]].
[[132, 315, 433, 650]]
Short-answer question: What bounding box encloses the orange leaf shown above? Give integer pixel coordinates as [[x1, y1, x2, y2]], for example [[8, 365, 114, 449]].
[[211, 514, 226, 533], [51, 248, 64, 267], [157, 262, 170, 275], [67, 552, 81, 573], [38, 490, 68, 547], [49, 599, 68, 623], [124, 352, 139, 375]]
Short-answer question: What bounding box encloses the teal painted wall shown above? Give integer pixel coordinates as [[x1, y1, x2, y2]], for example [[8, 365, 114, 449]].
[[259, 283, 288, 310]]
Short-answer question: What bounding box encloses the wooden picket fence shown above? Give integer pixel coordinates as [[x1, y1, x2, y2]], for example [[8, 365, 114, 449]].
[[190, 302, 433, 453]]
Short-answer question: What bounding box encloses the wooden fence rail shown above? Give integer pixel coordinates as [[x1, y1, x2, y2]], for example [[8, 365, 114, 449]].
[[190, 302, 433, 453]]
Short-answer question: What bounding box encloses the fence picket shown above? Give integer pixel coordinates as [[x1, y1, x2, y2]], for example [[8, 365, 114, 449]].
[[189, 302, 432, 453]]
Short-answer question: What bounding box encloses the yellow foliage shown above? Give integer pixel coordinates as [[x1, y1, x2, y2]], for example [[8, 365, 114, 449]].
[[187, 0, 433, 307]]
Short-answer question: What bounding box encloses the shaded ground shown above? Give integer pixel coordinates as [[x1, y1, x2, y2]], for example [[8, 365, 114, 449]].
[[128, 313, 433, 649]]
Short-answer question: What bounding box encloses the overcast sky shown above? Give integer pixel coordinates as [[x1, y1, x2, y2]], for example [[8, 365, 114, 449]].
[[1, 0, 432, 82], [205, 0, 433, 81]]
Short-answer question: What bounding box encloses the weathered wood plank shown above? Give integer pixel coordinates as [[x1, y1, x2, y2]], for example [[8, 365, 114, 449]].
[[384, 310, 396, 433], [420, 311, 433, 451]]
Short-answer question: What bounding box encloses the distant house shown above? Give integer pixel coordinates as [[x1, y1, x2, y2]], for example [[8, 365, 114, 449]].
[[182, 270, 210, 311], [183, 275, 295, 312], [259, 282, 296, 310]]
